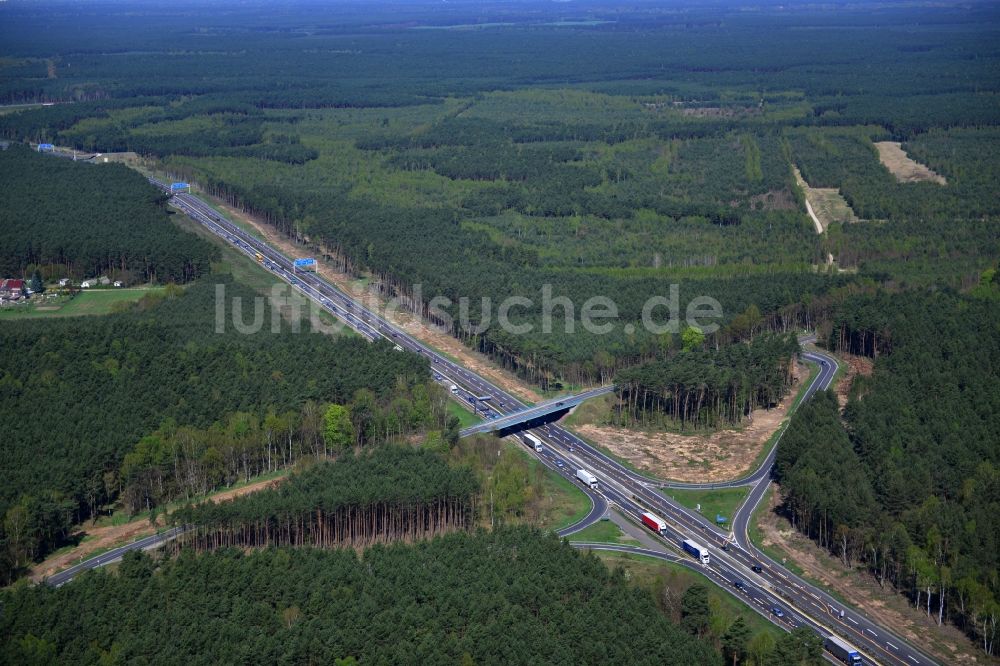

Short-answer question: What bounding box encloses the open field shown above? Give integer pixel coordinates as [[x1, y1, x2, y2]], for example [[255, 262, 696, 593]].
[[793, 166, 859, 232], [875, 141, 947, 185], [569, 519, 631, 544], [0, 287, 166, 319]]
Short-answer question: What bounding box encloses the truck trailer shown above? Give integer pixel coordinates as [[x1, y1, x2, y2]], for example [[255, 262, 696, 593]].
[[682, 539, 710, 565], [522, 433, 543, 452], [641, 512, 668, 536], [824, 635, 862, 665], [576, 469, 598, 489]]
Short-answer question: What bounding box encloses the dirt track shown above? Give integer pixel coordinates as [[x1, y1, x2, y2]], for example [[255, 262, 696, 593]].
[[30, 476, 284, 581]]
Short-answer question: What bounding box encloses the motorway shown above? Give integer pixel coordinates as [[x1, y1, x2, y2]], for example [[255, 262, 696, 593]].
[[460, 384, 616, 437], [47, 176, 935, 666]]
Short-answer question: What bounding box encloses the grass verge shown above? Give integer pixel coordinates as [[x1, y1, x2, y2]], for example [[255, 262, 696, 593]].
[[664, 486, 749, 528], [569, 520, 630, 544], [593, 551, 783, 640], [448, 400, 481, 429]]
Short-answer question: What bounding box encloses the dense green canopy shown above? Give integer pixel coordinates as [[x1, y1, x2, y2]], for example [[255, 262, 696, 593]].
[[0, 146, 217, 283], [0, 528, 721, 666]]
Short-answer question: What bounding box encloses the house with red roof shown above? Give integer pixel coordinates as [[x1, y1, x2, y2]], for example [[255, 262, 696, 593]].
[[0, 279, 25, 300]]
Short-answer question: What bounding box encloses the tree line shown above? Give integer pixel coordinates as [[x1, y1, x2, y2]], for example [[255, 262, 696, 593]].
[[117, 382, 456, 517], [0, 528, 720, 665], [0, 145, 217, 283], [776, 285, 1000, 656], [0, 276, 432, 585], [172, 446, 478, 551], [613, 333, 800, 429]]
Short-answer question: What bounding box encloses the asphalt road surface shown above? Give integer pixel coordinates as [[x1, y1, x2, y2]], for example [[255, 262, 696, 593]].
[[45, 176, 935, 666]]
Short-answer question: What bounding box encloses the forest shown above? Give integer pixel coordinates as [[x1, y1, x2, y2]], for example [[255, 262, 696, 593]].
[[775, 283, 1000, 656], [613, 333, 800, 429], [0, 529, 722, 666], [1, 1, 998, 385], [0, 277, 436, 584], [0, 146, 218, 283], [172, 446, 478, 551]]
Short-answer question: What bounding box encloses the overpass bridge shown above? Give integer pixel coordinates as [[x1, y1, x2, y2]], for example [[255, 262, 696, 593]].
[[460, 385, 615, 438]]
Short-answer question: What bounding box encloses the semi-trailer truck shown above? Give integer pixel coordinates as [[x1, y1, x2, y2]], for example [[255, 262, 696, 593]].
[[641, 512, 668, 536], [576, 469, 598, 489], [522, 433, 543, 452], [682, 539, 710, 565], [824, 635, 862, 665]]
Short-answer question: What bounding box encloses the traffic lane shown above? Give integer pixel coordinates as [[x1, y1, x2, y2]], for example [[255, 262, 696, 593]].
[[166, 187, 928, 664], [552, 440, 917, 666], [47, 527, 187, 587]]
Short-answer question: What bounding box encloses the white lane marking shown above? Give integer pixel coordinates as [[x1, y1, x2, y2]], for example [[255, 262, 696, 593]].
[[867, 629, 878, 637], [907, 657, 918, 664], [847, 616, 858, 625], [887, 642, 898, 651]]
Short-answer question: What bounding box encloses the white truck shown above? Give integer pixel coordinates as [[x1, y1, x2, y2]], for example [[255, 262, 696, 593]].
[[682, 539, 710, 565], [450, 384, 459, 394], [824, 635, 862, 665], [522, 433, 544, 452], [576, 469, 598, 489]]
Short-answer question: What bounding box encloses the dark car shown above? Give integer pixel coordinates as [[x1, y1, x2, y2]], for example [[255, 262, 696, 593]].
[[771, 606, 785, 618], [751, 564, 763, 573], [732, 580, 747, 592], [556, 401, 565, 406]]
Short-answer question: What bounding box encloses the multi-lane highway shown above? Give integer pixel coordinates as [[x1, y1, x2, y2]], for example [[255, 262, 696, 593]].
[[460, 385, 615, 437], [46, 176, 936, 666]]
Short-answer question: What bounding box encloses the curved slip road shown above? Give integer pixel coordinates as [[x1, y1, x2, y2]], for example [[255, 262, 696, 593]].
[[46, 176, 934, 666]]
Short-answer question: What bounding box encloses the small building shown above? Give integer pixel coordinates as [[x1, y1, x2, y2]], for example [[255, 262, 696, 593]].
[[0, 279, 25, 300], [58, 278, 69, 287], [113, 281, 123, 288], [37, 143, 55, 152], [81, 280, 93, 289]]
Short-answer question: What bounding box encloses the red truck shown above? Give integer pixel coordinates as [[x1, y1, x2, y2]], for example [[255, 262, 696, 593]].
[[641, 511, 668, 536]]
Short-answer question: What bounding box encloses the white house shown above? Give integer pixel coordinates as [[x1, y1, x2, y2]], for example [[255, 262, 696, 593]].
[[58, 278, 69, 287], [113, 281, 123, 288], [81, 280, 93, 289]]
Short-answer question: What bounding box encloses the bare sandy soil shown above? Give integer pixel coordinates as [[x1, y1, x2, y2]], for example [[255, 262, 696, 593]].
[[793, 166, 860, 232], [875, 142, 947, 185], [834, 353, 874, 408], [758, 490, 982, 665], [211, 199, 545, 404], [30, 476, 284, 581], [571, 361, 805, 482]]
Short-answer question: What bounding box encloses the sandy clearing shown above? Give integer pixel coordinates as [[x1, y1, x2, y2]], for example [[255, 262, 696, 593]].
[[875, 141, 947, 185], [793, 166, 860, 233], [29, 476, 284, 582], [208, 198, 544, 404], [571, 361, 805, 483]]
